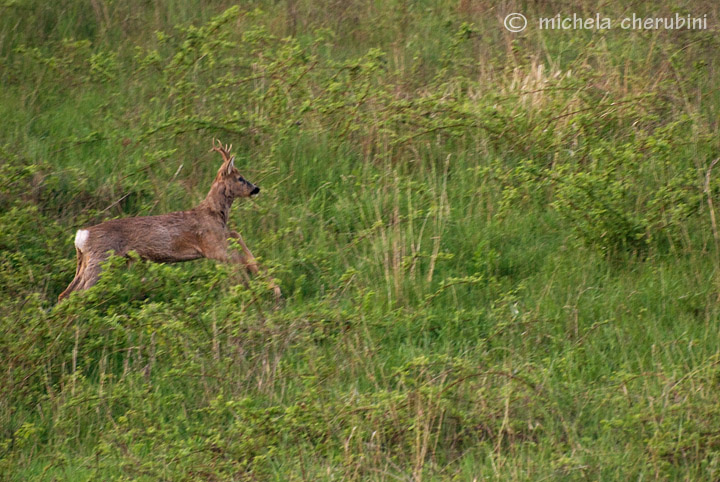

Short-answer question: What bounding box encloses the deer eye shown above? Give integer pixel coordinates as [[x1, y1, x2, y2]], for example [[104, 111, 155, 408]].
[[237, 176, 245, 182]]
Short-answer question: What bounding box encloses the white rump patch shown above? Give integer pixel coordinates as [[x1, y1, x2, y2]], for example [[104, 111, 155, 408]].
[[74, 229, 90, 251]]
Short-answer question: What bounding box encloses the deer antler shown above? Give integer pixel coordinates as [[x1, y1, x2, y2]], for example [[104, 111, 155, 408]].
[[210, 138, 233, 163]]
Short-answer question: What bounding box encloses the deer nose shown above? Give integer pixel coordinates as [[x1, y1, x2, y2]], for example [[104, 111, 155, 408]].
[[250, 186, 260, 196]]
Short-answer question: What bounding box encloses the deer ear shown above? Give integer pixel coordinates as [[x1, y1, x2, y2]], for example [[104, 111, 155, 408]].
[[226, 156, 235, 175]]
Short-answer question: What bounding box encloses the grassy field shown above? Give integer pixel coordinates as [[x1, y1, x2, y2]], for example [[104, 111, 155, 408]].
[[2, 0, 720, 479]]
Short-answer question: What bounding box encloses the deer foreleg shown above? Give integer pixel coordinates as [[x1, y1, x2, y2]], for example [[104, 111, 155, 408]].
[[228, 231, 282, 299]]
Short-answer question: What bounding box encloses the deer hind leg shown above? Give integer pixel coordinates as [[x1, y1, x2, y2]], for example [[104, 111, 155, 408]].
[[58, 248, 85, 301], [58, 229, 106, 301], [58, 252, 105, 301], [77, 258, 104, 291]]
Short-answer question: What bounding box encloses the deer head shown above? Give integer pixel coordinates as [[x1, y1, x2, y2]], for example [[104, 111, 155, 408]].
[[211, 139, 260, 199]]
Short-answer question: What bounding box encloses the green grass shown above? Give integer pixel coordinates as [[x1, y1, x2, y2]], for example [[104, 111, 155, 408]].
[[2, 0, 720, 480]]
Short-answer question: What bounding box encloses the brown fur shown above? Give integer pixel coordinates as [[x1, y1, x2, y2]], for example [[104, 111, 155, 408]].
[[58, 140, 281, 301]]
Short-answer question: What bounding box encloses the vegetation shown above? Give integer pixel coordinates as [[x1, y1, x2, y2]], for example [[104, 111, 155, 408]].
[[2, 0, 719, 479]]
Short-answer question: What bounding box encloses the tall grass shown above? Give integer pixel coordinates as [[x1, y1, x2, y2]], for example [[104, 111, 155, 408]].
[[1, 0, 720, 479]]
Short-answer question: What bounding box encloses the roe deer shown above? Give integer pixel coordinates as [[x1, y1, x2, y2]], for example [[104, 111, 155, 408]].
[[58, 140, 281, 301]]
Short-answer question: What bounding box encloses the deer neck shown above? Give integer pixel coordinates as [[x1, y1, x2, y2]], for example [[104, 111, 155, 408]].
[[199, 181, 234, 225]]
